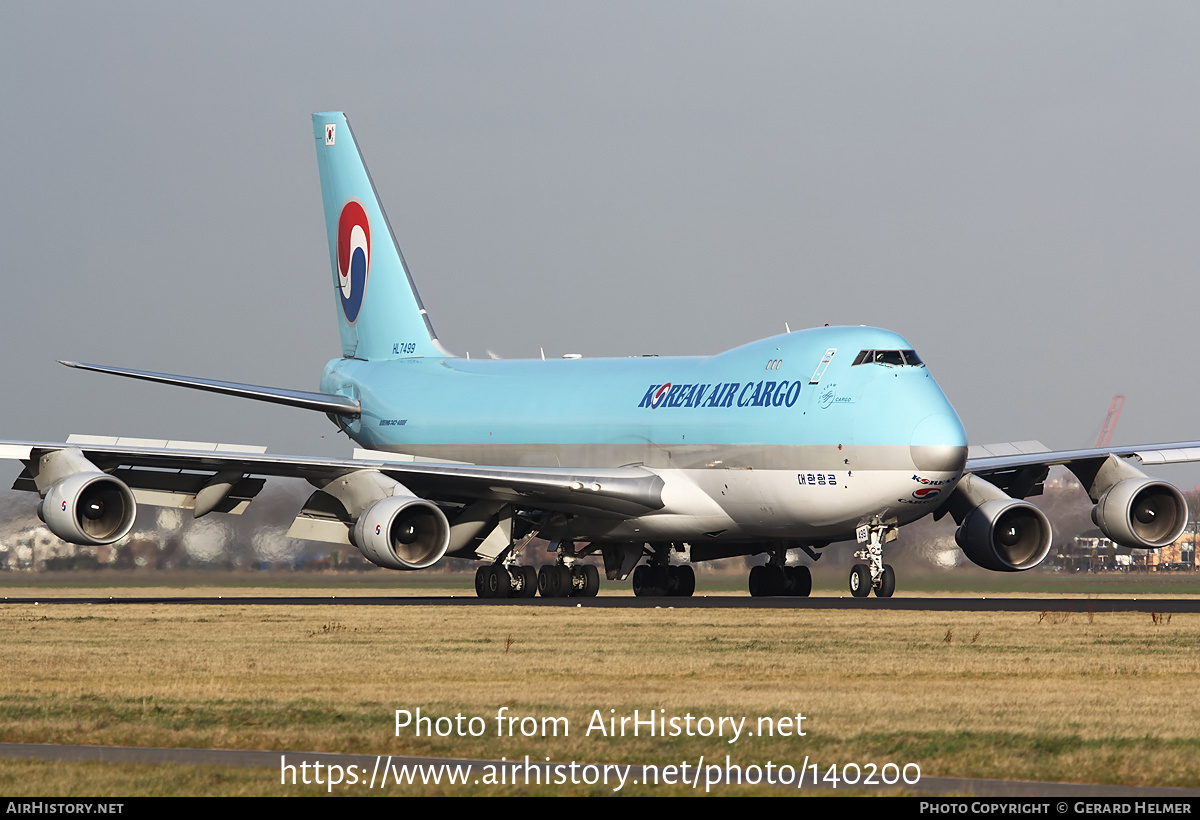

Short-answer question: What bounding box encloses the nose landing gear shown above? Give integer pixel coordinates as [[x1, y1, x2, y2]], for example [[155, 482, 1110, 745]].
[[850, 519, 898, 598]]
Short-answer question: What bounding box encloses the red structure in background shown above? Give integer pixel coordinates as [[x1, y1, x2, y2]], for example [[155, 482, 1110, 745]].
[[1095, 394, 1126, 448]]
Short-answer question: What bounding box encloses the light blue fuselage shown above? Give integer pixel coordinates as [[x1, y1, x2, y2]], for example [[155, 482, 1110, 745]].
[[320, 325, 968, 546]]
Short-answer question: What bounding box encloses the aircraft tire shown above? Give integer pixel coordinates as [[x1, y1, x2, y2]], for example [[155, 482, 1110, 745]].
[[876, 564, 895, 598], [538, 565, 561, 598], [652, 566, 669, 596], [580, 564, 600, 597], [633, 565, 663, 597], [474, 566, 489, 598], [674, 565, 696, 597], [781, 566, 798, 595], [487, 565, 509, 598], [632, 565, 651, 596], [748, 565, 766, 597], [755, 566, 787, 596], [791, 565, 812, 597], [849, 564, 871, 598], [557, 565, 575, 597], [519, 565, 538, 598]]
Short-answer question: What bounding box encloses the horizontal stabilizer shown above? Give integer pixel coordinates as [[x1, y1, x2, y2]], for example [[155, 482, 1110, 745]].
[[59, 361, 361, 417]]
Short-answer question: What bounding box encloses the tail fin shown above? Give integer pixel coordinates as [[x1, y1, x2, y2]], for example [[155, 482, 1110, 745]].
[[313, 112, 450, 360]]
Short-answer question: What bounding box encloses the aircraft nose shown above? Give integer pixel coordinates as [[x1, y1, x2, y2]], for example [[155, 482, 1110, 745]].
[[910, 412, 968, 474]]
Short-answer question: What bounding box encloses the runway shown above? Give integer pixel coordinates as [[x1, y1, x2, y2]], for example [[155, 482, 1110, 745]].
[[3, 595, 1199, 612]]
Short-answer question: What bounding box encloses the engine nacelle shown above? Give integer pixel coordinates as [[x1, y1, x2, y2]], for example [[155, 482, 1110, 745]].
[[351, 494, 450, 570], [955, 498, 1053, 572], [38, 472, 137, 545], [1092, 478, 1187, 549]]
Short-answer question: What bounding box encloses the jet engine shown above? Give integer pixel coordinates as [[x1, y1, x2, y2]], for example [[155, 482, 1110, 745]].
[[946, 474, 1053, 572], [38, 471, 137, 545], [1068, 454, 1189, 550], [1091, 478, 1186, 549], [954, 497, 1053, 572], [350, 494, 450, 570]]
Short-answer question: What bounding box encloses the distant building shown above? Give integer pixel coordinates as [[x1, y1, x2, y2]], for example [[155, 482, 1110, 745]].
[[1055, 532, 1127, 572], [1053, 525, 1198, 572], [1160, 522, 1198, 571]]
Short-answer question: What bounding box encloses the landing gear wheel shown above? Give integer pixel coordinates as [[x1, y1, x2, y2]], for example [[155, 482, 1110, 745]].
[[751, 565, 789, 596], [770, 566, 788, 595], [580, 564, 600, 597], [652, 566, 669, 596], [518, 565, 538, 598], [748, 565, 770, 597], [538, 564, 563, 598], [790, 565, 812, 597], [673, 565, 696, 597], [491, 565, 510, 598], [557, 565, 575, 597], [780, 566, 796, 595], [475, 565, 508, 598], [664, 566, 692, 596], [849, 564, 871, 598], [633, 564, 668, 596], [665, 566, 680, 595], [875, 564, 895, 598], [632, 565, 654, 596]]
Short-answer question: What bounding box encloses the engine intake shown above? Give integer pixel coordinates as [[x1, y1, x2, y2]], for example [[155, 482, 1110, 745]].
[[39, 472, 137, 545], [1092, 478, 1187, 549], [955, 498, 1052, 572], [351, 495, 450, 570]]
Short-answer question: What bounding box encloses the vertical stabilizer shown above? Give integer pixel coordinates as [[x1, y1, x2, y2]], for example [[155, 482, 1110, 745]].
[[313, 112, 449, 360]]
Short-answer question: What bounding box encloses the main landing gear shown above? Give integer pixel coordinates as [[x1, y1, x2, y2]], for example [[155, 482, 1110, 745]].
[[631, 564, 696, 597], [849, 519, 898, 598], [748, 546, 813, 597], [474, 561, 601, 598], [474, 563, 537, 599], [537, 562, 600, 598], [630, 543, 696, 597], [748, 564, 812, 597], [473, 538, 601, 599]]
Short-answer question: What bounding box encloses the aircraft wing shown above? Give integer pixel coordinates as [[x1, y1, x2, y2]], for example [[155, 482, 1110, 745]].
[[0, 438, 665, 520], [967, 440, 1200, 473], [963, 439, 1200, 499]]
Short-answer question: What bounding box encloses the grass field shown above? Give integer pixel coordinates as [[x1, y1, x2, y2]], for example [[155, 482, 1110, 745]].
[[0, 572, 1197, 795]]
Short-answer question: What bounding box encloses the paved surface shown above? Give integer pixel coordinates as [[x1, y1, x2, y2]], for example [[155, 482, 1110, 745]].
[[1, 595, 1199, 611]]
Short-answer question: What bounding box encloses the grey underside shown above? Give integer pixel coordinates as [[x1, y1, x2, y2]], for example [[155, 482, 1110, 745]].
[[360, 442, 965, 474]]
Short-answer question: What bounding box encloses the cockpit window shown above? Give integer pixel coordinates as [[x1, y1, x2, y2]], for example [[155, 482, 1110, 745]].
[[852, 349, 924, 367]]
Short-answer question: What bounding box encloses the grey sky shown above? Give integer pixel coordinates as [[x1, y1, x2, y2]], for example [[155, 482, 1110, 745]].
[[2, 2, 1199, 486]]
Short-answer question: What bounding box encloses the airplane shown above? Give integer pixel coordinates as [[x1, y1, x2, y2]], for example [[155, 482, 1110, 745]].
[[3, 111, 1199, 599]]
